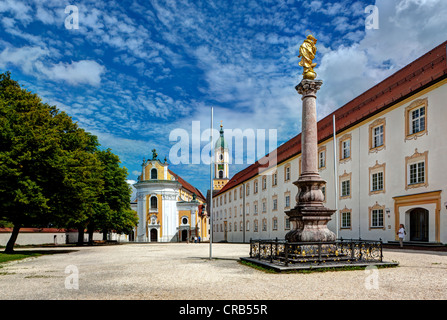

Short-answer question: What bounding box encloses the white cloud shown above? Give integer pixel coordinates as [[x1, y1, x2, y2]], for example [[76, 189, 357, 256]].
[[37, 60, 106, 86]]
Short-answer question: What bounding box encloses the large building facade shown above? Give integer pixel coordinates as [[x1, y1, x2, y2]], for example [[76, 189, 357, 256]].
[[133, 150, 208, 242], [211, 41, 447, 244]]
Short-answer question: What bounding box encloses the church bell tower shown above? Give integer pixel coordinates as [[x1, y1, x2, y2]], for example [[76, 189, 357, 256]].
[[213, 123, 229, 191]]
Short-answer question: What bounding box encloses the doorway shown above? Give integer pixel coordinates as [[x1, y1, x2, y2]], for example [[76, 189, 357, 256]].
[[181, 229, 188, 242], [410, 208, 429, 242], [150, 229, 158, 242]]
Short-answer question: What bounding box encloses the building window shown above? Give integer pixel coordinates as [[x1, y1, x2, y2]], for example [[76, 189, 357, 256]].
[[254, 180, 258, 193], [272, 198, 278, 211], [246, 204, 250, 215], [240, 221, 243, 231], [272, 172, 277, 186], [341, 180, 350, 197], [340, 208, 351, 229], [272, 217, 278, 231], [234, 190, 237, 201], [240, 186, 243, 199], [339, 171, 352, 200], [405, 98, 428, 140], [254, 202, 258, 215], [318, 146, 326, 170], [254, 220, 258, 232], [409, 162, 425, 185], [369, 161, 386, 195], [246, 221, 250, 231], [262, 219, 267, 232], [369, 118, 386, 153], [372, 172, 383, 191], [284, 217, 290, 230], [405, 149, 428, 190], [246, 184, 250, 196], [284, 165, 291, 182], [373, 125, 384, 148], [285, 194, 290, 209], [234, 206, 237, 217], [234, 222, 237, 232], [321, 186, 326, 202], [150, 196, 157, 209], [219, 170, 223, 179], [229, 191, 231, 203], [224, 194, 226, 204], [262, 199, 266, 213], [369, 203, 385, 229], [339, 134, 352, 163], [151, 168, 158, 180], [262, 176, 267, 190]]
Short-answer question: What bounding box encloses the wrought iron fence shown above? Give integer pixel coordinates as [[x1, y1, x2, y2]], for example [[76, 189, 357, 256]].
[[249, 238, 383, 266]]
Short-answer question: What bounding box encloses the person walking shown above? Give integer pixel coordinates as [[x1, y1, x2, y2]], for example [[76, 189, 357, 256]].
[[397, 224, 406, 248]]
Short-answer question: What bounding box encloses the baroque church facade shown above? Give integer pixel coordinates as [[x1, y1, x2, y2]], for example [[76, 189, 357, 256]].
[[133, 150, 208, 242]]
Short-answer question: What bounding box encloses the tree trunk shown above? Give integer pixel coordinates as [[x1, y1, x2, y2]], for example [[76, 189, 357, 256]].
[[5, 225, 21, 253], [87, 225, 94, 246], [77, 226, 84, 246], [102, 229, 107, 241]]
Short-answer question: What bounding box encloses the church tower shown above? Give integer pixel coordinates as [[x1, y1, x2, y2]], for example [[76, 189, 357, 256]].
[[213, 123, 229, 191]]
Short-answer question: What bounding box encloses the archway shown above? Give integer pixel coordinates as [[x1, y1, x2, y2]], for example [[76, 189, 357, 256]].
[[150, 228, 158, 242], [181, 229, 188, 242], [410, 208, 429, 242]]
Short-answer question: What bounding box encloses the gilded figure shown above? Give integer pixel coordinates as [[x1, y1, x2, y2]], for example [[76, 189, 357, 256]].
[[298, 34, 318, 80]]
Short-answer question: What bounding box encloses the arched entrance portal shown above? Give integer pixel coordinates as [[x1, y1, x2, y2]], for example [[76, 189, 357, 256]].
[[410, 208, 429, 242], [181, 229, 188, 242], [150, 228, 158, 242]]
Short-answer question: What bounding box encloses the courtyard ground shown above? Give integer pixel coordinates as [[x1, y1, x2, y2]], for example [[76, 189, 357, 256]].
[[0, 242, 446, 300]]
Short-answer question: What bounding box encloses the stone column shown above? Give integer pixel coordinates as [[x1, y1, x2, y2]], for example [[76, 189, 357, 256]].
[[285, 79, 336, 242]]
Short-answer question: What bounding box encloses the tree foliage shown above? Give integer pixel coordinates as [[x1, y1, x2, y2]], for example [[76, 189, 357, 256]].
[[0, 72, 137, 252]]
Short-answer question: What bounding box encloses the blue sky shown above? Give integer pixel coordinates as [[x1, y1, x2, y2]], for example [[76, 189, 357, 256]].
[[1, 0, 446, 198]]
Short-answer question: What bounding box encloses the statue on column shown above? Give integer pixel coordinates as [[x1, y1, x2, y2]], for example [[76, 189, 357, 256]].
[[298, 34, 318, 80]]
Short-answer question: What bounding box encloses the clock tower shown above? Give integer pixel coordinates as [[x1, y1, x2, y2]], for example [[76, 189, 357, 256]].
[[213, 123, 229, 191]]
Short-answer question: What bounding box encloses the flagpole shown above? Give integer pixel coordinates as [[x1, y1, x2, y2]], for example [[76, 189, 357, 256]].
[[333, 114, 339, 239], [209, 107, 214, 260]]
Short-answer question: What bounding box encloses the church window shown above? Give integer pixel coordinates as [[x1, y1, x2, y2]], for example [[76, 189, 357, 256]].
[[151, 168, 157, 180], [150, 196, 157, 209], [219, 170, 223, 179]]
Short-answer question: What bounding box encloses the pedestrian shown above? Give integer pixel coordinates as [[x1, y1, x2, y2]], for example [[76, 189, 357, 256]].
[[397, 224, 406, 248], [198, 236, 201, 243], [194, 236, 197, 243]]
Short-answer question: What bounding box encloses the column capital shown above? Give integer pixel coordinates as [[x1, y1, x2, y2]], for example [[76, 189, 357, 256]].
[[295, 79, 323, 98]]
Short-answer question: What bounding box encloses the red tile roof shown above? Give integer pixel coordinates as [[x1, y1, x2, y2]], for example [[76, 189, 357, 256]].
[[168, 169, 206, 202], [215, 40, 447, 196]]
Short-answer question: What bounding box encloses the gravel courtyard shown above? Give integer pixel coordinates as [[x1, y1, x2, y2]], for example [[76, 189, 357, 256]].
[[0, 243, 446, 300]]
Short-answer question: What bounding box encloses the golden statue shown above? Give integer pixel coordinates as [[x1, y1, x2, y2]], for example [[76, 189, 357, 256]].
[[298, 34, 318, 80]]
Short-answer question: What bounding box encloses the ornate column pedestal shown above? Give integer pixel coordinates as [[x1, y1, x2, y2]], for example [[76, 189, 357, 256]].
[[285, 79, 336, 242]]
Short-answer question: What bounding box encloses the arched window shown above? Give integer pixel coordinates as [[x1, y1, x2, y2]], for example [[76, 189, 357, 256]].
[[151, 168, 157, 180], [220, 154, 223, 161], [150, 196, 157, 209], [219, 170, 224, 179]]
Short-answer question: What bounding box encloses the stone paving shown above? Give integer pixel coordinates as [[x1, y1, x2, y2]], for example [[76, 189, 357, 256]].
[[0, 242, 446, 300]]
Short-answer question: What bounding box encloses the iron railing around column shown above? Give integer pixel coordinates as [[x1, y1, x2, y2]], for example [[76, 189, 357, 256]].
[[249, 238, 383, 266]]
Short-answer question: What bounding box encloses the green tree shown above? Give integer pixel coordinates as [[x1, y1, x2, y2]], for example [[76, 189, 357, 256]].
[[0, 72, 103, 252], [90, 149, 138, 243]]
